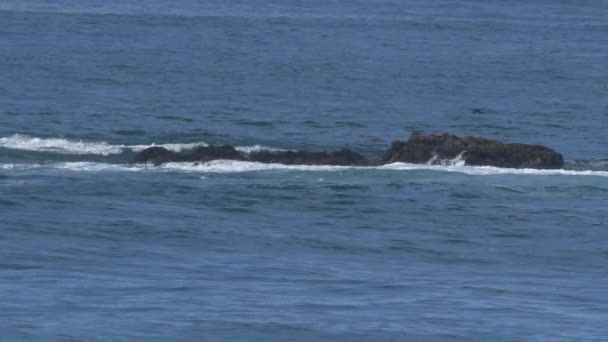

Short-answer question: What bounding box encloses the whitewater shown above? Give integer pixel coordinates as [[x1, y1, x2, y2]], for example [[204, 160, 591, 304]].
[[1, 134, 607, 177]]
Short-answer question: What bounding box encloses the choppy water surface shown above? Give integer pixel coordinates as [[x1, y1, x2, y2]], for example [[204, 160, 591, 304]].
[[1, 1, 607, 340]]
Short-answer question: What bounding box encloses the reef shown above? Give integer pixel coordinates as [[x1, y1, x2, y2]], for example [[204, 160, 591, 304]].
[[133, 133, 564, 169]]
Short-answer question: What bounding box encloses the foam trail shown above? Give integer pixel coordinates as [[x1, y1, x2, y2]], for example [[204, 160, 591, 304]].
[[129, 142, 208, 153], [1, 160, 608, 177], [0, 134, 289, 156], [52, 162, 148, 172], [234, 145, 287, 153], [0, 162, 146, 172], [380, 162, 608, 177], [161, 161, 608, 176], [0, 134, 125, 155], [162, 160, 350, 173], [0, 134, 209, 156]]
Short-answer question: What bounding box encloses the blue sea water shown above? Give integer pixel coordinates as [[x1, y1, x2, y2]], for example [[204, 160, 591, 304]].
[[1, 0, 607, 340]]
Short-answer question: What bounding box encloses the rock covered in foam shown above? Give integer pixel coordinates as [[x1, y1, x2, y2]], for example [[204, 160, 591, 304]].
[[378, 132, 563, 169]]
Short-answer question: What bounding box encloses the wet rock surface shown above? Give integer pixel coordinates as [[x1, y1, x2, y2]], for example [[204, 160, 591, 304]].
[[378, 133, 564, 169], [133, 133, 564, 169]]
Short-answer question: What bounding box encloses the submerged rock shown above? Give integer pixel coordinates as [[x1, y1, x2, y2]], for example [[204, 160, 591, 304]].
[[132, 133, 564, 169]]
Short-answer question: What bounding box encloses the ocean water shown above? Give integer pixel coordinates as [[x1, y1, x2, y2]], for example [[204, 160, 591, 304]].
[[1, 1, 607, 340]]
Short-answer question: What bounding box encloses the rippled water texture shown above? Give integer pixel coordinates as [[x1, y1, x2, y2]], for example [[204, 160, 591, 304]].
[[1, 0, 607, 341]]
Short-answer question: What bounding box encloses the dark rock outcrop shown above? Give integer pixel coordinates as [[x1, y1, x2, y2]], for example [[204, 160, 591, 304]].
[[378, 132, 563, 169], [132, 133, 564, 169], [248, 148, 367, 166], [132, 146, 178, 165], [132, 145, 368, 166], [187, 145, 245, 163]]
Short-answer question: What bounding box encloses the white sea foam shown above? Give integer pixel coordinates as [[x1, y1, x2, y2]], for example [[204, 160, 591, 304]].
[[379, 162, 608, 177], [129, 142, 208, 153], [0, 162, 146, 172], [234, 145, 287, 153], [0, 134, 125, 155], [0, 134, 209, 156], [1, 160, 607, 177], [161, 160, 350, 173], [51, 162, 147, 172], [0, 134, 290, 156], [427, 151, 466, 167]]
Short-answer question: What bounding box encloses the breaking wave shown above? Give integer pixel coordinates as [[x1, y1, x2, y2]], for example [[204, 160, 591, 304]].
[[0, 134, 128, 155], [1, 160, 607, 177], [0, 134, 281, 156], [426, 151, 467, 167]]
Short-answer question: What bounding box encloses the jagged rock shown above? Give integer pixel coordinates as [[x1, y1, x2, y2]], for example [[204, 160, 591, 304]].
[[378, 132, 563, 169], [132, 146, 178, 165], [132, 133, 564, 169]]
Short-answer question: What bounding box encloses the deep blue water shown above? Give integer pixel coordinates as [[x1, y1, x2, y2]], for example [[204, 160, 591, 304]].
[[1, 1, 607, 340]]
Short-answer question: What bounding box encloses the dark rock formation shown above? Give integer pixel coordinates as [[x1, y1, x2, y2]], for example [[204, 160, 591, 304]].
[[132, 145, 367, 166], [132, 146, 178, 165], [378, 132, 563, 169], [132, 133, 564, 169], [248, 148, 367, 166], [187, 145, 245, 163]]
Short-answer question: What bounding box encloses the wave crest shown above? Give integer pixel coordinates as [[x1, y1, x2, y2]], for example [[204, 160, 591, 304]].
[[0, 134, 126, 156], [0, 134, 284, 156]]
